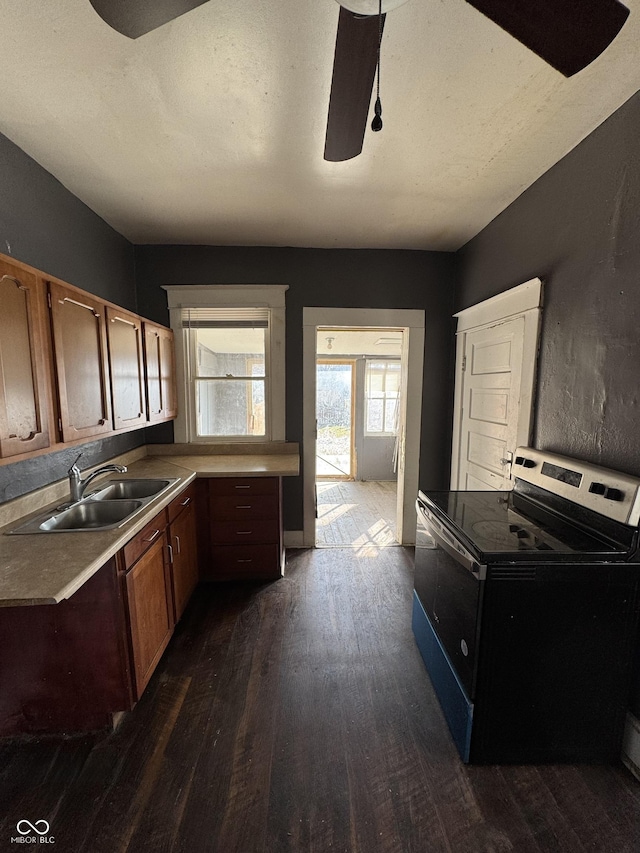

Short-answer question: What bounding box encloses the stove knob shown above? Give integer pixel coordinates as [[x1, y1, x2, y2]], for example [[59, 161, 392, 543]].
[[589, 482, 606, 495], [605, 487, 624, 501], [514, 456, 536, 468]]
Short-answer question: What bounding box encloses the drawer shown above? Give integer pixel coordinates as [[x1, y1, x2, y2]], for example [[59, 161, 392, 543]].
[[123, 512, 167, 568], [210, 518, 280, 545], [210, 544, 282, 579], [210, 494, 278, 520], [208, 477, 278, 497], [167, 482, 196, 524]]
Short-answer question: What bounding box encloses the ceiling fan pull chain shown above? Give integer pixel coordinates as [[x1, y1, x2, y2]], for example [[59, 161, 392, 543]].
[[371, 0, 383, 131]]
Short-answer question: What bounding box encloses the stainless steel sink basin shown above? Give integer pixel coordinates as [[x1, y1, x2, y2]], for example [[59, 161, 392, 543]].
[[90, 479, 172, 501], [38, 500, 143, 531], [7, 477, 180, 534]]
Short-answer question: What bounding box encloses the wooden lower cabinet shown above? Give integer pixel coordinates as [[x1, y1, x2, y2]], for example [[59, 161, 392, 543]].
[[168, 495, 199, 622], [124, 526, 174, 699], [205, 477, 284, 580], [0, 485, 201, 736], [0, 557, 133, 736]]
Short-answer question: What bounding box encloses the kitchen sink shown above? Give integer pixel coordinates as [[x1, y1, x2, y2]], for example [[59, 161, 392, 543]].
[[7, 477, 180, 534], [90, 479, 172, 501], [38, 500, 143, 531]]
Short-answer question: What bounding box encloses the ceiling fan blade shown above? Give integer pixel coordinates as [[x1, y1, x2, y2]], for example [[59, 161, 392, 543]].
[[89, 0, 210, 39], [465, 0, 630, 77], [324, 8, 385, 162]]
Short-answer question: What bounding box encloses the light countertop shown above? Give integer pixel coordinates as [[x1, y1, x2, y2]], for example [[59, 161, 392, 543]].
[[0, 452, 299, 607]]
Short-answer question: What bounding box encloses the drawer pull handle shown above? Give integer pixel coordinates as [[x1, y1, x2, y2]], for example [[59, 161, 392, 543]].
[[237, 505, 252, 509], [237, 559, 253, 563], [237, 531, 253, 535], [180, 497, 191, 507], [143, 529, 161, 543], [235, 485, 251, 489]]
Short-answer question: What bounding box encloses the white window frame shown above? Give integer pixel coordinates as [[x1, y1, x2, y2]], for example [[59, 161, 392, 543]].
[[364, 358, 401, 437], [163, 285, 288, 443]]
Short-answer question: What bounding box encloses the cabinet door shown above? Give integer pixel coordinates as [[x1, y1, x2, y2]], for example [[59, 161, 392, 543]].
[[169, 499, 199, 622], [0, 262, 50, 457], [49, 281, 112, 441], [144, 322, 177, 422], [106, 306, 146, 430], [125, 532, 174, 698]]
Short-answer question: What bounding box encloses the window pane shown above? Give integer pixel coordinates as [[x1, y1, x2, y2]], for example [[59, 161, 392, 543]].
[[368, 371, 385, 395], [384, 400, 397, 433], [196, 379, 265, 436], [195, 327, 265, 377], [367, 399, 384, 432], [385, 364, 401, 393]]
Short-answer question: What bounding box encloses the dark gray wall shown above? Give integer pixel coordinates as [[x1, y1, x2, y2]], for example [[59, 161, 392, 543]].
[[456, 89, 640, 715], [0, 131, 143, 503], [135, 246, 457, 529], [456, 90, 640, 475]]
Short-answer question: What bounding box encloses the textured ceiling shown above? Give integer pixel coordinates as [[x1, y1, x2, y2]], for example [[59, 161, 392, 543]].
[[1, 0, 640, 250]]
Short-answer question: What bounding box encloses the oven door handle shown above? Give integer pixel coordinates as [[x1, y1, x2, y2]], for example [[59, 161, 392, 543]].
[[416, 498, 487, 580]]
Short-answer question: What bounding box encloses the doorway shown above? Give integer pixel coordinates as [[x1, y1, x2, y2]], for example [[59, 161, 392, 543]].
[[316, 359, 355, 479], [315, 332, 402, 547], [302, 307, 425, 548]]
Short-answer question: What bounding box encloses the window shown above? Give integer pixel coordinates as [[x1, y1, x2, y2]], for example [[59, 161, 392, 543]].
[[164, 285, 287, 443], [188, 309, 268, 438], [365, 360, 401, 435]]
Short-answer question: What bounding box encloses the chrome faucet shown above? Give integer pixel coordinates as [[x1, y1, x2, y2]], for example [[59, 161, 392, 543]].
[[68, 453, 127, 503]]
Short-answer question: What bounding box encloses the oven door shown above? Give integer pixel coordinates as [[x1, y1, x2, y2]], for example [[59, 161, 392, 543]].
[[415, 497, 485, 698]]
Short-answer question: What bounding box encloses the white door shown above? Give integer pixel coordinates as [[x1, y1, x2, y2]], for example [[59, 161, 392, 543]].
[[451, 279, 542, 492], [456, 316, 525, 490]]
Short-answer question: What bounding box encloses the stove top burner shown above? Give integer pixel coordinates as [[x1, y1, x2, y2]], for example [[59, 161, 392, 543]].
[[471, 520, 554, 551], [419, 488, 630, 557]]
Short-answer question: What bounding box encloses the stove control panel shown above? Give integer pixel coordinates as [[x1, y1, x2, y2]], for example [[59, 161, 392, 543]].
[[513, 447, 640, 526]]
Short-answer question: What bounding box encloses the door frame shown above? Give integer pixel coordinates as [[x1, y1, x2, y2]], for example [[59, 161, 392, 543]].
[[302, 307, 425, 547], [450, 278, 543, 489], [315, 358, 356, 480]]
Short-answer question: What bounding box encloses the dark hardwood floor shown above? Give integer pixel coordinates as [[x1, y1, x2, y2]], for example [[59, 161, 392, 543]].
[[1, 547, 640, 852]]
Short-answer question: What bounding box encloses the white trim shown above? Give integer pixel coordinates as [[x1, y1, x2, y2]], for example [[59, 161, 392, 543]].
[[164, 285, 288, 443], [163, 284, 288, 308], [450, 279, 543, 490], [454, 278, 542, 331], [284, 530, 305, 548], [303, 307, 425, 547], [622, 712, 640, 782]]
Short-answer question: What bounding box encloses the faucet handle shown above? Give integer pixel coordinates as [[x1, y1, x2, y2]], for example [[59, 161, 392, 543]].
[[68, 452, 83, 476]]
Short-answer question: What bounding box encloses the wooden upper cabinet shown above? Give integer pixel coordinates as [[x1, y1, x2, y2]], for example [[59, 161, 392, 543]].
[[0, 260, 51, 458], [106, 306, 147, 430], [49, 281, 112, 442], [144, 322, 178, 423]]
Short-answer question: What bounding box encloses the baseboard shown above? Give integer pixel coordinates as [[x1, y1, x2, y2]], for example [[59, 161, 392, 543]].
[[284, 530, 305, 548], [622, 712, 640, 781]]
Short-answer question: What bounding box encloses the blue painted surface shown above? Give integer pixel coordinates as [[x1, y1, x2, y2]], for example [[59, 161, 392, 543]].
[[412, 591, 473, 762]]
